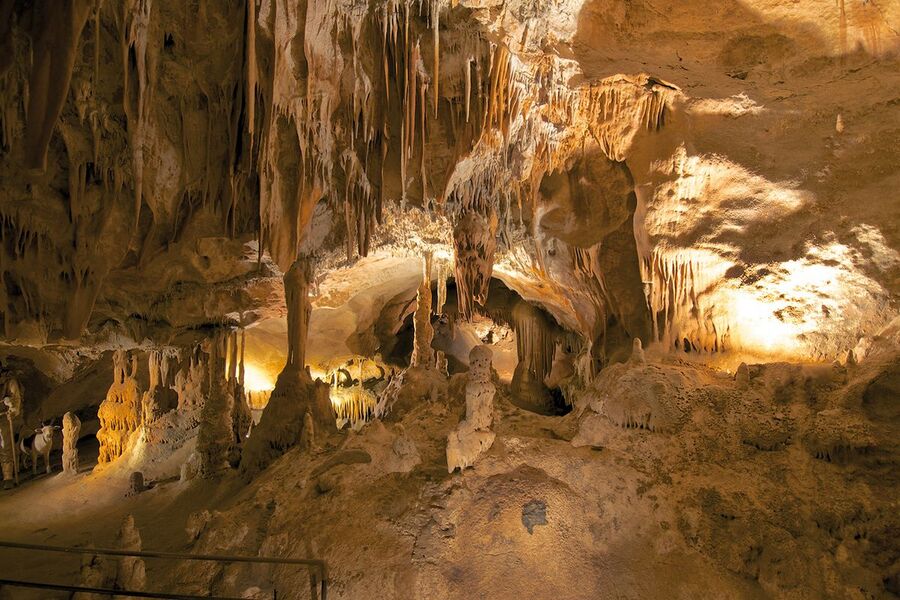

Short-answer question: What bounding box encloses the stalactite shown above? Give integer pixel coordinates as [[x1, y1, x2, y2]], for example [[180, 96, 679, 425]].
[[331, 385, 377, 430], [431, 0, 439, 118], [445, 161, 501, 319], [642, 248, 723, 353], [245, 0, 257, 154], [122, 0, 154, 232], [511, 301, 556, 385], [411, 252, 435, 368], [436, 258, 449, 315], [23, 0, 94, 170]]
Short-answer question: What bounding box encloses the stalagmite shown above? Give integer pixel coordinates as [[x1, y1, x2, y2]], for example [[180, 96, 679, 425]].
[[175, 346, 208, 413], [62, 411, 81, 475], [73, 550, 110, 600], [411, 253, 435, 369], [630, 338, 646, 364], [114, 515, 146, 593], [97, 350, 142, 464], [735, 362, 751, 389], [0, 377, 23, 487], [285, 258, 314, 371], [197, 332, 235, 478], [299, 410, 315, 451], [447, 345, 496, 472], [226, 329, 252, 446], [436, 350, 449, 376]]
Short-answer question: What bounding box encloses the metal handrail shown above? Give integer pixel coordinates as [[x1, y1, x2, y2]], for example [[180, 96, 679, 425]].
[[0, 540, 327, 599], [0, 578, 249, 599]]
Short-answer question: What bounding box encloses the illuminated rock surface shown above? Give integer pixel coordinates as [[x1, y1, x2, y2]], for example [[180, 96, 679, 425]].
[[0, 1, 897, 598]]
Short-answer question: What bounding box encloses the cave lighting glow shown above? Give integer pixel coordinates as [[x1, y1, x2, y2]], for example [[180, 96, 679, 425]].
[[243, 363, 275, 392]]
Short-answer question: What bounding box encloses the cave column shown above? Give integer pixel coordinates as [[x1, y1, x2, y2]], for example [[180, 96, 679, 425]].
[[284, 257, 314, 371], [240, 256, 333, 478]]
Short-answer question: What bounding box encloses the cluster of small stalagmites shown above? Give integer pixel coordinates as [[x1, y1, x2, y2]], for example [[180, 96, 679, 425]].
[[97, 349, 142, 463], [174, 347, 209, 416], [447, 344, 496, 473]]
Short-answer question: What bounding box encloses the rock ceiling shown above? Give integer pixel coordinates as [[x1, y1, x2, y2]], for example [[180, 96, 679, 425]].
[[0, 0, 897, 367]]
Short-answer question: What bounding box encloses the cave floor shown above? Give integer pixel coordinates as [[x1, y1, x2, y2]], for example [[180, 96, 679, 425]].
[[0, 353, 896, 600]]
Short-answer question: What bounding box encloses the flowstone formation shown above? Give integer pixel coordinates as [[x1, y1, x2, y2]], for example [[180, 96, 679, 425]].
[[97, 349, 142, 464], [447, 344, 495, 472]]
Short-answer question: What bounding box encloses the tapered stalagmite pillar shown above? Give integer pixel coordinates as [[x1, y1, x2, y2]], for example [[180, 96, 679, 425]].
[[1, 377, 23, 486], [411, 253, 435, 369], [241, 256, 333, 478], [197, 332, 234, 477], [62, 411, 81, 475], [114, 515, 145, 593], [447, 345, 496, 472]]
